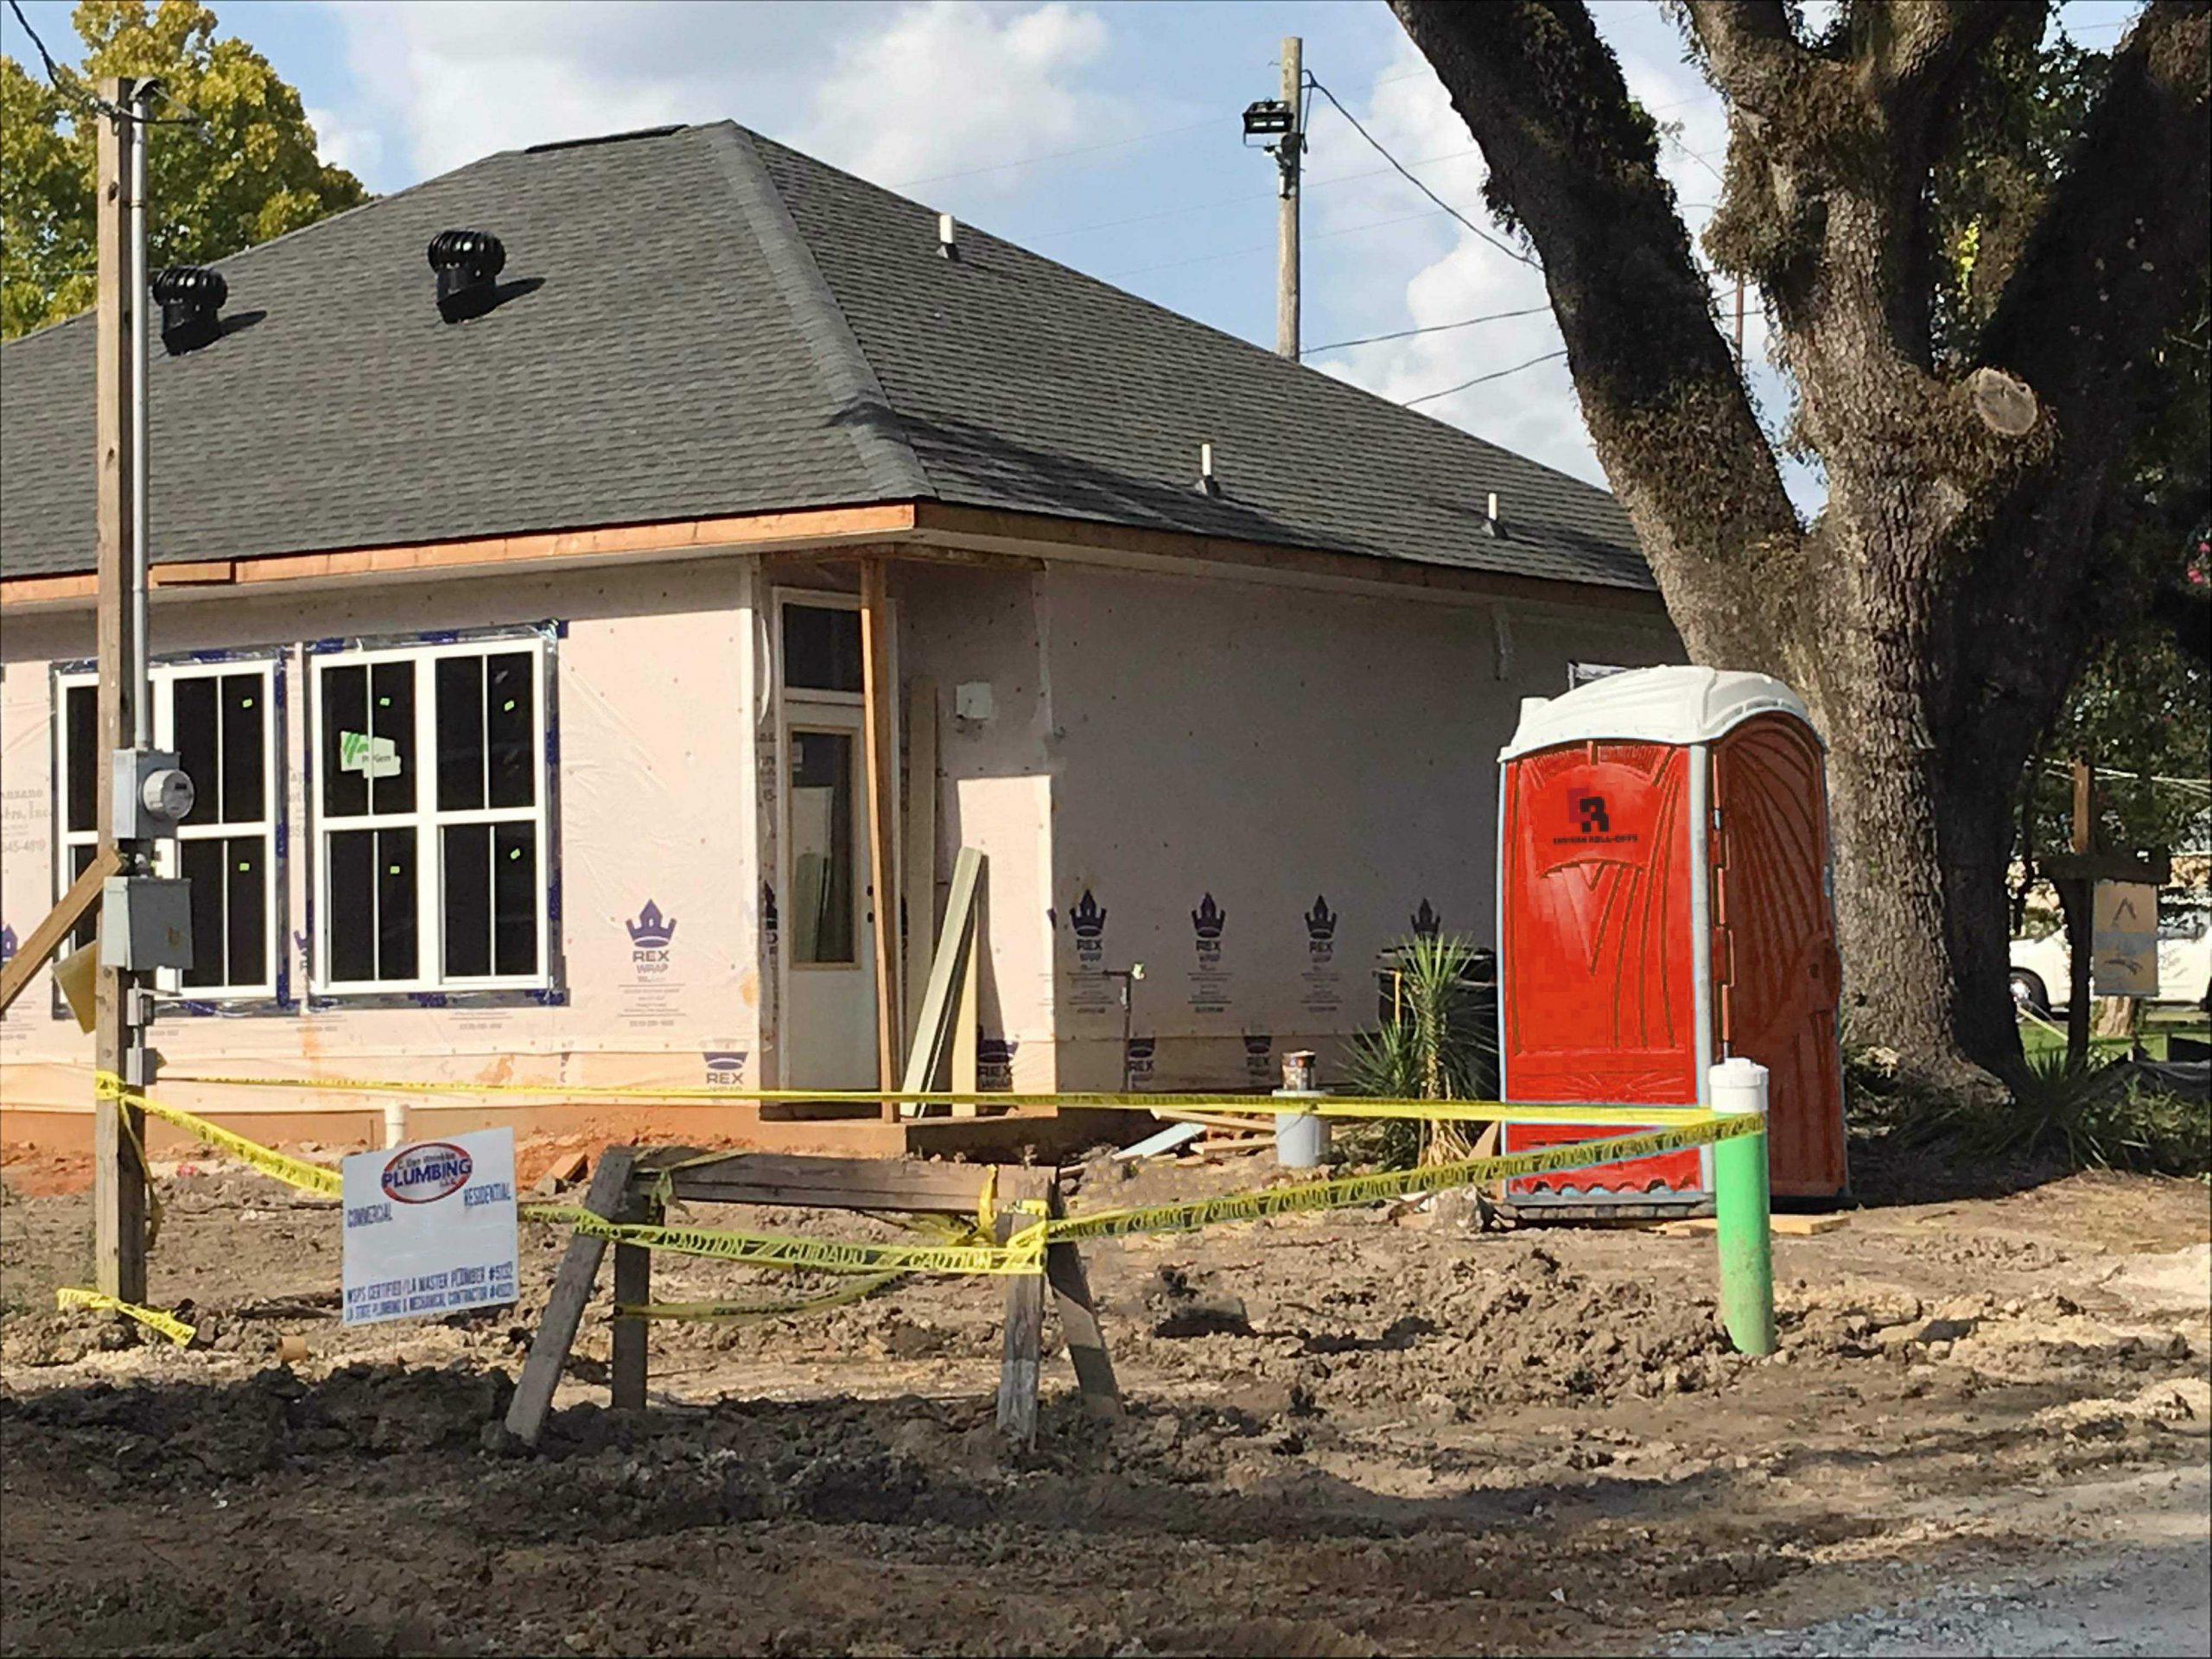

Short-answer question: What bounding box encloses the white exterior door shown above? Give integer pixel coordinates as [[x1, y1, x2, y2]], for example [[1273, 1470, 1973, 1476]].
[[780, 703, 879, 1089]]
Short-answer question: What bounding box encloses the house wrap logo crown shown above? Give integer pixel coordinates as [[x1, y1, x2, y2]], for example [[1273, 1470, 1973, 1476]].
[[1305, 894, 1337, 942], [1069, 889, 1107, 940], [1191, 893, 1226, 941], [626, 900, 677, 949], [1410, 899, 1441, 938]]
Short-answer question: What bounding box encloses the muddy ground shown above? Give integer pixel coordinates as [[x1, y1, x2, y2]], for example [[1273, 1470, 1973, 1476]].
[[2, 1134, 2208, 1656]]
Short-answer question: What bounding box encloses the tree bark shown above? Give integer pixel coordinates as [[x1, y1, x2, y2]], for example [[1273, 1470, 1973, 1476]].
[[1392, 0, 2210, 1095]]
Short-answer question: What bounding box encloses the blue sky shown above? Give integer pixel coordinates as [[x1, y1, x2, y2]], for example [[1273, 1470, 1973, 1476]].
[[4, 0, 2145, 502]]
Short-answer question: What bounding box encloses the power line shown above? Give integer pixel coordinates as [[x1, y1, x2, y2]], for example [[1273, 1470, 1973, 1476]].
[[1403, 348, 1567, 406], [1103, 202, 1488, 280], [1304, 76, 1542, 270], [3, 0, 207, 130], [1305, 303, 1553, 355], [889, 115, 1220, 188], [1026, 147, 1479, 245]]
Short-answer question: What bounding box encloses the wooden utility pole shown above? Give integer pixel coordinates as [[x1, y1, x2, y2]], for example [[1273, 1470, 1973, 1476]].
[[2064, 757, 2094, 1067], [1732, 279, 1745, 359], [858, 556, 900, 1113], [93, 78, 148, 1303], [1276, 35, 1303, 359]]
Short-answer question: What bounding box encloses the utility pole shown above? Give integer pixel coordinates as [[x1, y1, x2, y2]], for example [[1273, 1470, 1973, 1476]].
[[1732, 278, 1745, 360], [93, 76, 148, 1302], [1276, 36, 1303, 359]]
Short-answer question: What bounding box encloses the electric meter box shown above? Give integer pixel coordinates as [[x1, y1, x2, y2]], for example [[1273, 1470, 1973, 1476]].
[[1495, 665, 1848, 1204], [101, 875, 194, 971]]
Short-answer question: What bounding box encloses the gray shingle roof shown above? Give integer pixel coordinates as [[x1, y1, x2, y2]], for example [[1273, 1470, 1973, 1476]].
[[1, 121, 1650, 592]]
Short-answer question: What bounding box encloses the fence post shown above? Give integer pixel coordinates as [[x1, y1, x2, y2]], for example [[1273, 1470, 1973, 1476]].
[[1710, 1057, 1775, 1356]]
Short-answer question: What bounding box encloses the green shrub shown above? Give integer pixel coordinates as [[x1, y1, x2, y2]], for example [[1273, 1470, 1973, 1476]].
[[1339, 931, 1496, 1169]]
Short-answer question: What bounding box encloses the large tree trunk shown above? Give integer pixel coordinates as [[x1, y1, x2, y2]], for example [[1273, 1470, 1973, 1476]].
[[1392, 0, 2210, 1094]]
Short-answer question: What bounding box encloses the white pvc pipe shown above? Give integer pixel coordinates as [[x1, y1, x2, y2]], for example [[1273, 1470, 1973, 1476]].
[[382, 1099, 410, 1149], [1710, 1056, 1770, 1119]]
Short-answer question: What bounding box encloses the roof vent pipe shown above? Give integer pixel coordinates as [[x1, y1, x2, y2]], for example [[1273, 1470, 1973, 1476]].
[[1484, 491, 1502, 537], [150, 266, 227, 355], [1198, 442, 1219, 496], [427, 229, 507, 322], [938, 213, 958, 259]]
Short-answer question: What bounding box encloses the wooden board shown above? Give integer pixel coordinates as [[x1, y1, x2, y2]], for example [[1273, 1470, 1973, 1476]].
[[860, 556, 899, 1112], [610, 1189, 657, 1412], [1656, 1213, 1850, 1237], [0, 846, 118, 1017], [1046, 1182, 1121, 1421], [900, 847, 982, 1106], [662, 1151, 1018, 1217], [902, 677, 938, 1051], [505, 1147, 636, 1445]]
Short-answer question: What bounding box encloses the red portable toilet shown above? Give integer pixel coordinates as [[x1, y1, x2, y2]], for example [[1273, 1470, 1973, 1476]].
[[1495, 666, 1848, 1205]]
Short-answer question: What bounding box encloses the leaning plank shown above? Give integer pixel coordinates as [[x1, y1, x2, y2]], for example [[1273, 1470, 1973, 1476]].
[[0, 846, 119, 1018], [899, 847, 984, 1112], [504, 1147, 636, 1446], [1045, 1185, 1121, 1420]]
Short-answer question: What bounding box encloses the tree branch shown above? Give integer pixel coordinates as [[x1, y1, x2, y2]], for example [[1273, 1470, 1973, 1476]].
[[1392, 0, 1802, 671], [1684, 0, 1806, 114], [1980, 2, 2210, 445]]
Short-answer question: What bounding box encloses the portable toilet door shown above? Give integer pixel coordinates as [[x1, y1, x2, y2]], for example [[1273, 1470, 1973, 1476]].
[[1495, 665, 1849, 1205]]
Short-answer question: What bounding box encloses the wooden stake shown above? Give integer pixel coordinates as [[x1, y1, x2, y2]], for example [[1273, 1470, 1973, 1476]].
[[92, 79, 145, 1306], [505, 1147, 635, 1446], [995, 1168, 1049, 1444], [859, 556, 899, 1116], [0, 846, 118, 1018], [1046, 1181, 1121, 1420], [610, 1188, 656, 1412]]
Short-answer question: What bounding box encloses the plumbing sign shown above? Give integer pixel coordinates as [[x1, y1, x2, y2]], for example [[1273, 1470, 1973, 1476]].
[[341, 1127, 518, 1325]]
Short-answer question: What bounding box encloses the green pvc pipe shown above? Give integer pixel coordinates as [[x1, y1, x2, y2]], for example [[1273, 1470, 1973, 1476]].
[[1712, 1060, 1776, 1356]]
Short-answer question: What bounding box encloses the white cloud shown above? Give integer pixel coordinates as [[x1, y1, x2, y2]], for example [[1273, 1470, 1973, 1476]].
[[319, 0, 1124, 196], [799, 3, 1125, 189], [303, 103, 384, 180]]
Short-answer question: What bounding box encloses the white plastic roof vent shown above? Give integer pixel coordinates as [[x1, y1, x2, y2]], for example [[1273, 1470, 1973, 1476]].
[[1499, 664, 1812, 761]]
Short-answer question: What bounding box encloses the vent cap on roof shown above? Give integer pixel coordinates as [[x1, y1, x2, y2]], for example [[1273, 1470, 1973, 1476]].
[[427, 230, 507, 322], [150, 266, 226, 355]]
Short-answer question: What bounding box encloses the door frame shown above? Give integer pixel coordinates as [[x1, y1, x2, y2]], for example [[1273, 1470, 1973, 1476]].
[[771, 586, 899, 1088]]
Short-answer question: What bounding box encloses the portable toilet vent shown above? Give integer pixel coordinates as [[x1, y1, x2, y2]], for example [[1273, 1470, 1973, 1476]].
[[1496, 665, 1848, 1205]]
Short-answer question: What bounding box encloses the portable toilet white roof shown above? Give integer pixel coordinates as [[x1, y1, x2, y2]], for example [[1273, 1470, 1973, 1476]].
[[1499, 664, 1813, 761]]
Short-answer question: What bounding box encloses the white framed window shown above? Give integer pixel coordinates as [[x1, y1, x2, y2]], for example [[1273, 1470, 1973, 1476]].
[[310, 633, 552, 995], [54, 659, 283, 1000]]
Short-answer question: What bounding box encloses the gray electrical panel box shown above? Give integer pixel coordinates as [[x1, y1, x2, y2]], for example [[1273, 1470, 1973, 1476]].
[[101, 875, 194, 971]]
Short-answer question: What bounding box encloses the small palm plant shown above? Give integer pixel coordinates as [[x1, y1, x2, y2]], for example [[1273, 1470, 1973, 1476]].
[[1344, 931, 1497, 1166]]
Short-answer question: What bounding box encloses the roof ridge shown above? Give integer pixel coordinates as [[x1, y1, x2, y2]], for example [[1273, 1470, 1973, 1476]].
[[703, 123, 933, 503], [739, 129, 1619, 512]]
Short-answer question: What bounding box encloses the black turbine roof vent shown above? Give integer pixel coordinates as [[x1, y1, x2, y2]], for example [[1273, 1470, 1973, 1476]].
[[150, 265, 226, 355], [427, 229, 506, 322]]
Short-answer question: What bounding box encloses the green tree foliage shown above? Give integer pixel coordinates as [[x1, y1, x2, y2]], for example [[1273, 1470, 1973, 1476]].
[[1944, 32, 2212, 868], [2, 0, 365, 339]]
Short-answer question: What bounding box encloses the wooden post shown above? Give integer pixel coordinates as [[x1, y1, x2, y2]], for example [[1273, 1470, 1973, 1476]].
[[610, 1188, 657, 1411], [902, 677, 938, 1053], [1045, 1182, 1121, 1419], [859, 556, 899, 1116], [92, 79, 146, 1306], [995, 1168, 1049, 1444], [505, 1147, 635, 1446], [1275, 35, 1302, 359], [2066, 758, 2094, 1068]]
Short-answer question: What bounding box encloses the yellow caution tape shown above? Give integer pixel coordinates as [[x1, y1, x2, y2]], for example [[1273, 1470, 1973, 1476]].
[[55, 1287, 196, 1347], [613, 1272, 905, 1323], [150, 1070, 1712, 1126], [89, 1074, 1759, 1283], [534, 1205, 1051, 1276], [97, 1076, 341, 1198], [1046, 1116, 1763, 1245]]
